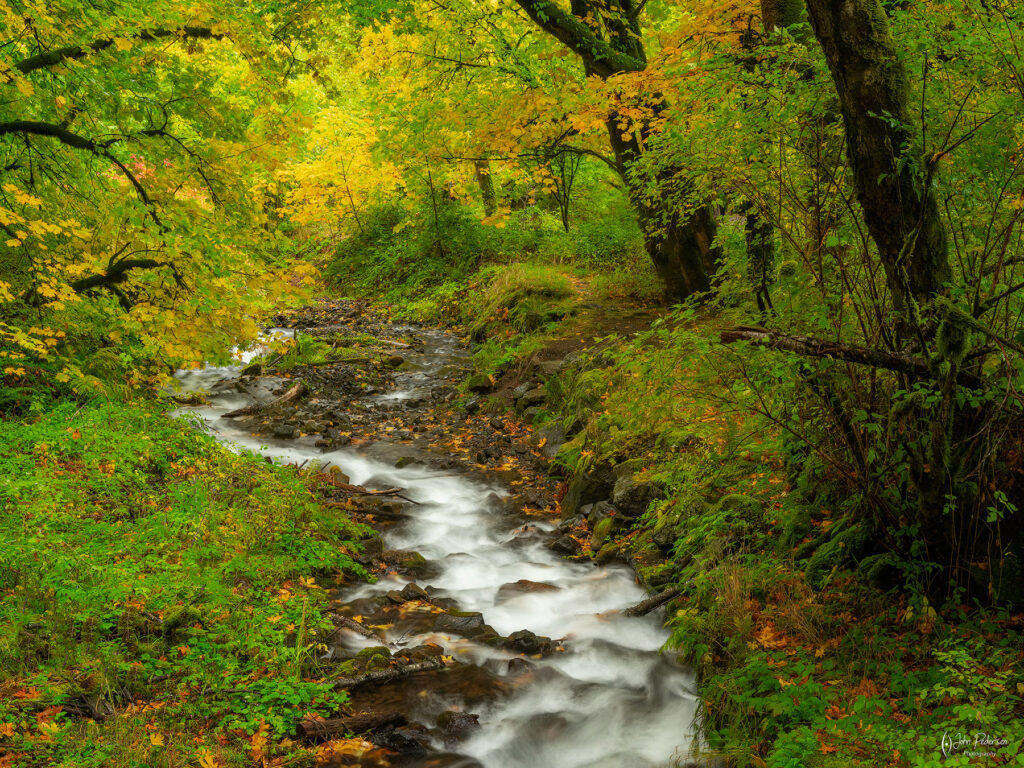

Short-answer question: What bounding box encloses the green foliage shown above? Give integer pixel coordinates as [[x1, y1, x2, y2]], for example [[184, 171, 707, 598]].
[[0, 400, 368, 763]]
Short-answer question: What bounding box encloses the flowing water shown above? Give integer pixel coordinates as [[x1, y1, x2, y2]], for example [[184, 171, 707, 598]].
[[172, 323, 700, 768]]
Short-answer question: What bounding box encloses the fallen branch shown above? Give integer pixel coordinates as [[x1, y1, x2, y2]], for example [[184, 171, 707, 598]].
[[332, 615, 389, 645], [720, 326, 983, 388], [624, 586, 681, 617], [297, 712, 407, 742], [326, 656, 453, 691], [314, 474, 422, 505], [222, 380, 306, 418]]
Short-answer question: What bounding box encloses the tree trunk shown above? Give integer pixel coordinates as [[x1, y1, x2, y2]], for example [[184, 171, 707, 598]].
[[803, 0, 950, 315], [473, 160, 497, 216], [604, 113, 717, 301], [514, 0, 719, 304]]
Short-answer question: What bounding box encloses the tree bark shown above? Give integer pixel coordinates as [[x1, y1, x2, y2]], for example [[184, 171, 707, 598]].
[[474, 160, 497, 216], [720, 325, 982, 388], [803, 0, 950, 315], [326, 657, 453, 691], [221, 380, 307, 418], [513, 0, 718, 303], [296, 712, 406, 742]]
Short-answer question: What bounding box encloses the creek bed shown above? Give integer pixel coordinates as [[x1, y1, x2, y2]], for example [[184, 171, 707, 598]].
[[173, 316, 699, 768]]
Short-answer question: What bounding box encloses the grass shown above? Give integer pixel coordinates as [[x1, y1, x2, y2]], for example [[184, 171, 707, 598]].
[[0, 400, 369, 767]]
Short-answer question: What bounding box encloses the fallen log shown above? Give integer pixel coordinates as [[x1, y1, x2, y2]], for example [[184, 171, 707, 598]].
[[332, 615, 389, 645], [719, 326, 983, 388], [222, 380, 306, 418], [297, 711, 407, 742], [327, 656, 453, 691], [624, 586, 681, 617]]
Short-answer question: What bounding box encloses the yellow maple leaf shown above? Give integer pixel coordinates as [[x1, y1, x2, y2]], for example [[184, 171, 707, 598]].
[[149, 731, 165, 746]]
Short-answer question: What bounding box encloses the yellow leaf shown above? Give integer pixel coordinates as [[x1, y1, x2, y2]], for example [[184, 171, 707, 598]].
[[149, 731, 165, 746], [198, 749, 219, 768], [114, 38, 133, 52], [56, 95, 67, 109]]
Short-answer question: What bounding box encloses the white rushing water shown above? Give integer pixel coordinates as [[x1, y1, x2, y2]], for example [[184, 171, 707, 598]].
[[172, 327, 700, 768]]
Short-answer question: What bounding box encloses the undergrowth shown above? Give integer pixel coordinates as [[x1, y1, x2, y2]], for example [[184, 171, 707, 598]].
[[0, 401, 369, 767], [540, 312, 1024, 767]]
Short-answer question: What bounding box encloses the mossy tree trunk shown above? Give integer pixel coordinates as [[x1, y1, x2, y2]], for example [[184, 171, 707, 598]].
[[804, 0, 951, 318], [514, 0, 718, 303]]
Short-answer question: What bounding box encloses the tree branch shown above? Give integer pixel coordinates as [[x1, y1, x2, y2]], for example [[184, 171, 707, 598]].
[[720, 326, 983, 388], [10, 27, 223, 77], [69, 258, 166, 293], [0, 120, 163, 226], [512, 0, 644, 77]]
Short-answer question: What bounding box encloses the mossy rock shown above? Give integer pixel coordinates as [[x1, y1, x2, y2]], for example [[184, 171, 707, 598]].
[[356, 645, 392, 660], [592, 516, 615, 545], [465, 373, 492, 393]]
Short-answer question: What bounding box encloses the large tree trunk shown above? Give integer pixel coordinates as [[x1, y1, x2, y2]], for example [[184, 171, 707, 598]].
[[514, 0, 718, 303], [603, 99, 718, 302], [803, 0, 950, 315]]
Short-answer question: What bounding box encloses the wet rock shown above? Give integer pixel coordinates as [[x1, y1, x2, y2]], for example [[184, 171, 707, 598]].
[[560, 465, 615, 520], [495, 579, 560, 603], [587, 500, 616, 526], [611, 472, 666, 518], [507, 657, 533, 675], [381, 549, 429, 576], [548, 535, 580, 556], [436, 710, 481, 743], [433, 611, 501, 643], [504, 629, 554, 656], [557, 515, 584, 533], [400, 582, 429, 602], [463, 396, 481, 414], [358, 536, 383, 559], [396, 643, 445, 663], [518, 387, 546, 408], [385, 354, 405, 367], [386, 589, 407, 604], [370, 727, 429, 756], [465, 373, 492, 393], [395, 455, 419, 469], [594, 541, 622, 565], [240, 361, 262, 376], [271, 423, 297, 439], [488, 417, 504, 431]]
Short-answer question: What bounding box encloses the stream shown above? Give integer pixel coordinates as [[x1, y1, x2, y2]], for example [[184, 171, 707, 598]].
[[171, 309, 700, 768]]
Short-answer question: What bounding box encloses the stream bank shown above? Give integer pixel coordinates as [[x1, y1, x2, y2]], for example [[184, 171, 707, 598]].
[[173, 299, 706, 768]]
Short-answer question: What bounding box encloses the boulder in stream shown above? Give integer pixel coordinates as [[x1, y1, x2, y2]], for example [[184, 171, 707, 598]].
[[504, 629, 554, 656], [381, 549, 432, 577], [433, 611, 501, 644], [436, 710, 481, 744], [495, 579, 560, 603]]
